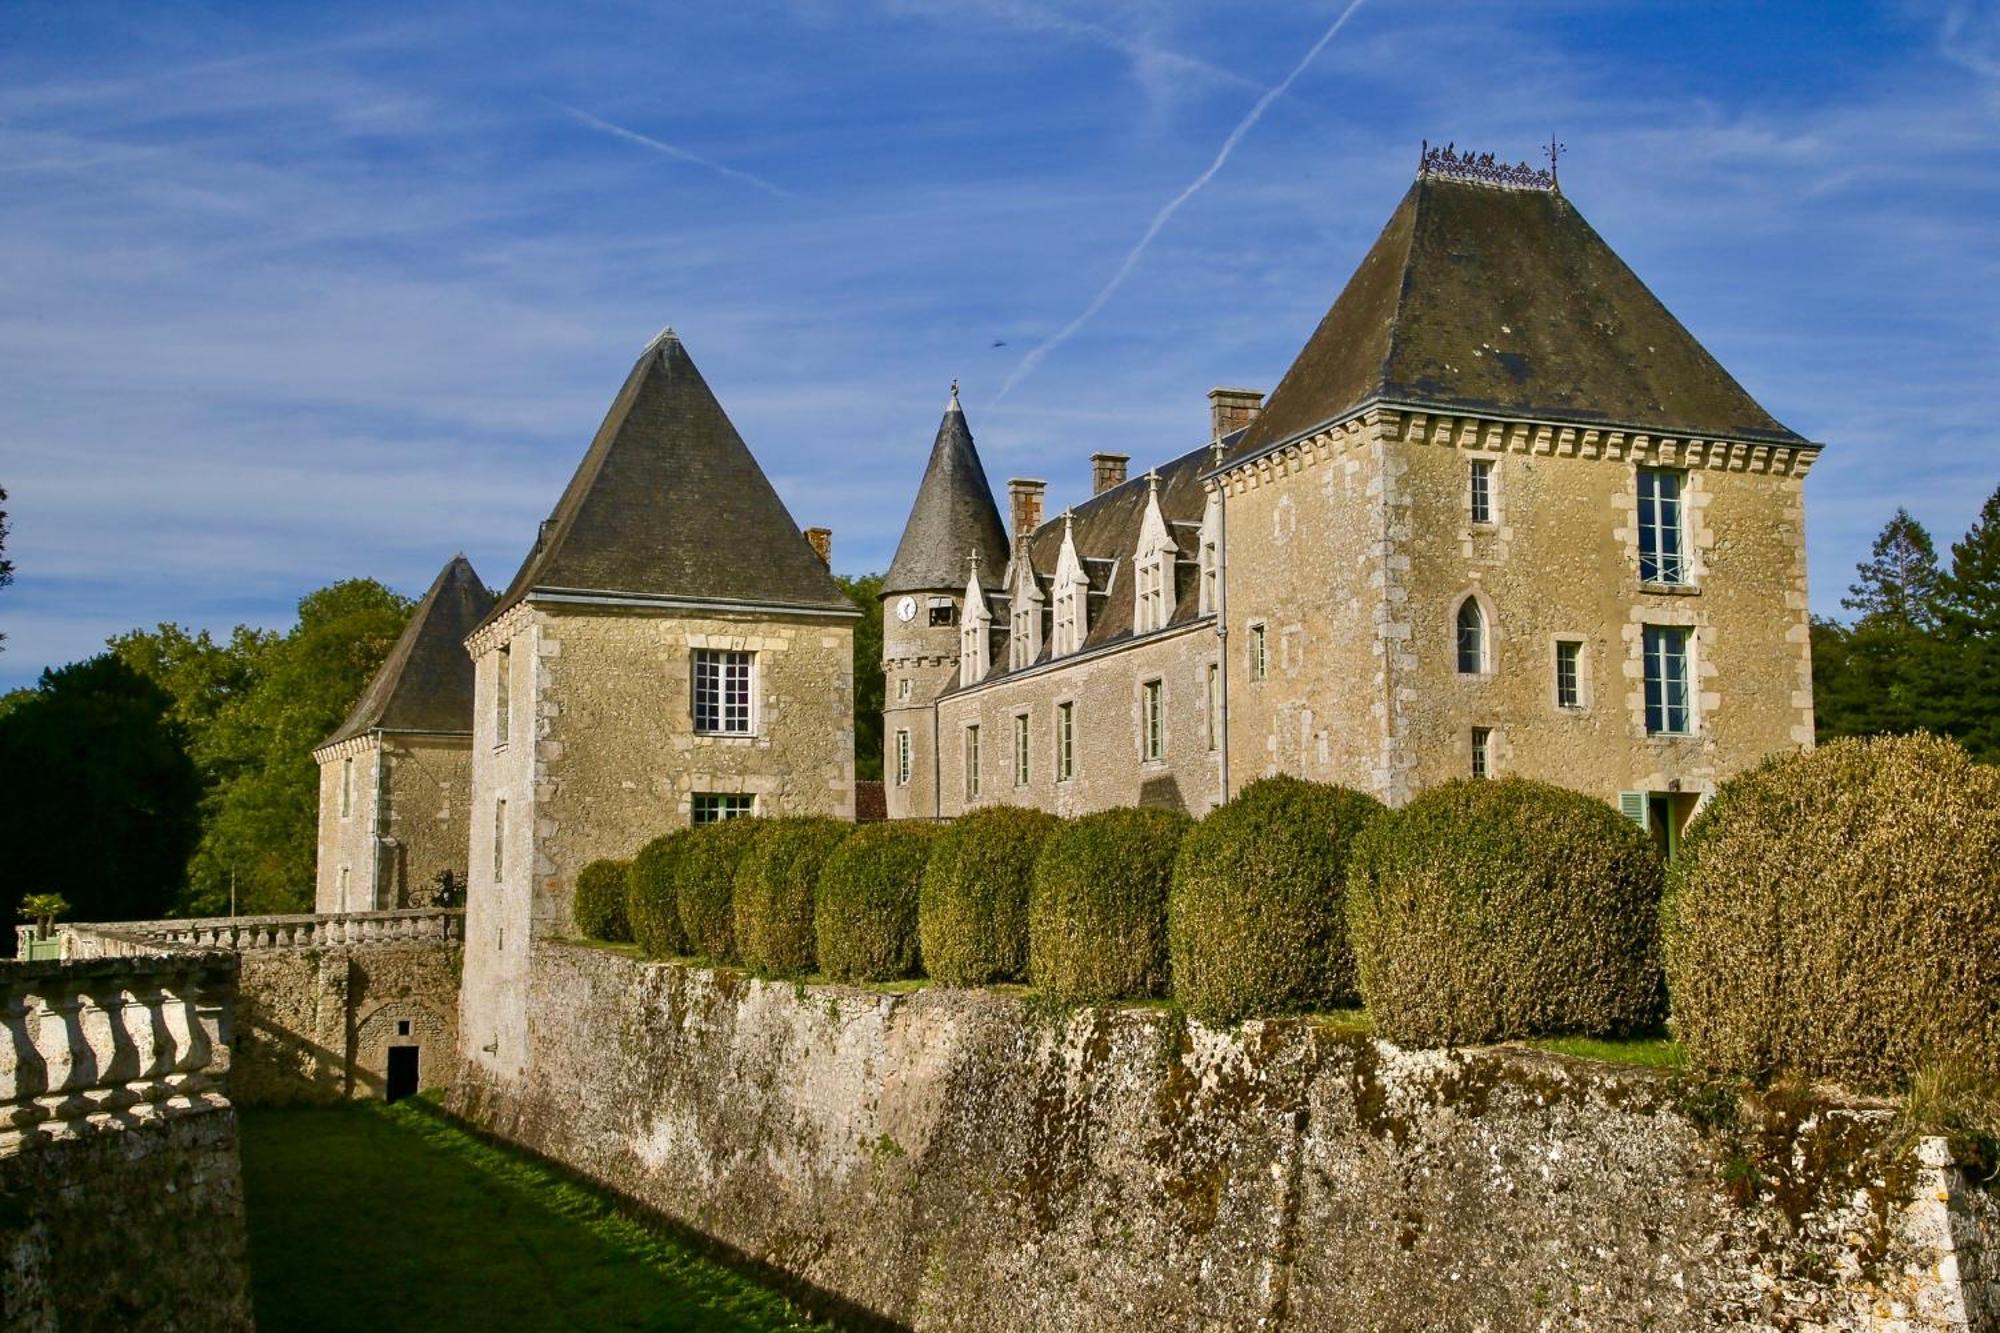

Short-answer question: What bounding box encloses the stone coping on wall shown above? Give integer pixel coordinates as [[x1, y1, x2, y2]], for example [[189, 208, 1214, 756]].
[[34, 907, 466, 959]]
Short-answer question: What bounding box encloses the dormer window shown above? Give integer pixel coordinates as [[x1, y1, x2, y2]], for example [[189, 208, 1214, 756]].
[[959, 565, 992, 686], [1197, 491, 1220, 616], [1051, 512, 1088, 656], [1010, 568, 1043, 670], [1132, 471, 1176, 635], [1135, 555, 1167, 633]]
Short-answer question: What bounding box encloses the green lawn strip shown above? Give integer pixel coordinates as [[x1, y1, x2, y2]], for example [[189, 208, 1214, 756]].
[[240, 1100, 833, 1333], [1522, 1034, 1684, 1070]]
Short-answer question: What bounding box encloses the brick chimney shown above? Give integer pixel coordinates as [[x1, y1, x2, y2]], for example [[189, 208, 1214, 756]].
[[1090, 453, 1129, 496], [1208, 387, 1264, 442], [804, 527, 832, 567], [1007, 479, 1046, 553]]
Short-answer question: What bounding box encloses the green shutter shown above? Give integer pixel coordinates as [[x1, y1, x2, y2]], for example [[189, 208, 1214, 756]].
[[1618, 791, 1650, 833]]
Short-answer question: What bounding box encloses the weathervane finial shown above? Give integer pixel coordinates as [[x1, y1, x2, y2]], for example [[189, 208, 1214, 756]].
[[1544, 134, 1566, 192]]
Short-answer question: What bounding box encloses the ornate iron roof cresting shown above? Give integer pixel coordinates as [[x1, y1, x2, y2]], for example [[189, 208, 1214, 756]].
[[1418, 140, 1559, 192]]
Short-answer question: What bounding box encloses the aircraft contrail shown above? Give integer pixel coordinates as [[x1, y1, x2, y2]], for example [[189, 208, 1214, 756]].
[[996, 0, 1370, 401], [549, 101, 796, 201]]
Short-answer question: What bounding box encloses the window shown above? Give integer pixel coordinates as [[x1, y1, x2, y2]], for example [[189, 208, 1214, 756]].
[[964, 726, 981, 800], [894, 730, 912, 787], [1135, 555, 1166, 633], [1053, 579, 1083, 655], [495, 643, 511, 746], [1638, 468, 1687, 585], [1199, 535, 1218, 615], [1471, 727, 1492, 778], [1469, 459, 1494, 525], [897, 678, 911, 702], [959, 608, 989, 686], [692, 792, 754, 823], [396, 1019, 412, 1038], [692, 649, 753, 734], [492, 799, 506, 880], [339, 865, 350, 910], [1142, 680, 1164, 762], [1643, 626, 1693, 735], [1248, 624, 1268, 680], [340, 756, 354, 818], [1206, 663, 1220, 751], [1056, 702, 1075, 781], [1555, 640, 1582, 708], [1456, 598, 1487, 674], [928, 597, 957, 627], [1013, 714, 1030, 786]]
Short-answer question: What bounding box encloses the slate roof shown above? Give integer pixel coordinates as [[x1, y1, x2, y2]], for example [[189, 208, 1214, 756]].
[[321, 554, 495, 749], [882, 388, 1010, 596], [1230, 173, 1807, 462], [484, 330, 853, 625]]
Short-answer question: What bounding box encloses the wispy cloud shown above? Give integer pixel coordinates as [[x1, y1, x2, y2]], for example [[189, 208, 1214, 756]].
[[547, 101, 796, 200], [996, 0, 1369, 399], [883, 0, 1257, 98]]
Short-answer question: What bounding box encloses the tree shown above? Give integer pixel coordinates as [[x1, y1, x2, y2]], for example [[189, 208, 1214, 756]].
[[1817, 510, 1948, 743], [836, 572, 885, 782], [0, 485, 13, 651], [1842, 508, 1942, 630], [1934, 485, 2000, 762]]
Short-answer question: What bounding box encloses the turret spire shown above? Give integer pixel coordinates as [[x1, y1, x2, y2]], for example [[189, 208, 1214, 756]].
[[883, 387, 1009, 596]]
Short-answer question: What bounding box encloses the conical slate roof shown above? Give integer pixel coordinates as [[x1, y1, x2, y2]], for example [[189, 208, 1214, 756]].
[[1231, 172, 1807, 460], [486, 330, 852, 623], [883, 386, 1009, 595], [321, 554, 494, 748]]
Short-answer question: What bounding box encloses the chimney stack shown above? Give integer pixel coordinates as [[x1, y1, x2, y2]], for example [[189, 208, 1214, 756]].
[[804, 527, 832, 567], [1090, 453, 1129, 496], [1208, 387, 1265, 442], [1007, 479, 1046, 553]]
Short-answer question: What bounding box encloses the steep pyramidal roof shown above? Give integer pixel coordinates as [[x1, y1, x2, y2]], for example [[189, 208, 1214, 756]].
[[486, 330, 852, 621], [1232, 173, 1807, 460], [321, 554, 495, 749], [883, 385, 1009, 596]]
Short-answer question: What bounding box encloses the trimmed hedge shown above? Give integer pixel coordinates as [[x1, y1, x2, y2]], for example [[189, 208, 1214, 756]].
[[734, 817, 852, 975], [572, 858, 632, 943], [1169, 776, 1383, 1023], [675, 817, 765, 962], [628, 831, 694, 958], [1346, 778, 1665, 1047], [1664, 734, 2000, 1092], [1028, 807, 1193, 1004], [815, 822, 941, 983], [919, 806, 1061, 986]]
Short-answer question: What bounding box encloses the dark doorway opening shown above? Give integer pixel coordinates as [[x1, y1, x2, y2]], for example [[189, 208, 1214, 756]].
[[386, 1045, 420, 1102], [1645, 792, 1701, 861]]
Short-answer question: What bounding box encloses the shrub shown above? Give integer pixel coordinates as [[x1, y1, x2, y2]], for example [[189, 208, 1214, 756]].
[[1346, 778, 1665, 1047], [627, 831, 694, 958], [572, 859, 632, 943], [1169, 776, 1384, 1023], [815, 822, 941, 983], [1028, 807, 1192, 1004], [675, 817, 764, 962], [734, 817, 852, 974], [919, 806, 1061, 986], [1663, 735, 2000, 1093]]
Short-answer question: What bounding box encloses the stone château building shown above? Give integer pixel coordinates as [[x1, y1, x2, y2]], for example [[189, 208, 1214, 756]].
[[311, 554, 495, 912], [888, 153, 1818, 850]]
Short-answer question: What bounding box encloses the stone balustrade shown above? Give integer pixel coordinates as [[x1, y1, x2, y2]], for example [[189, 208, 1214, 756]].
[[30, 907, 465, 960], [0, 953, 237, 1153]]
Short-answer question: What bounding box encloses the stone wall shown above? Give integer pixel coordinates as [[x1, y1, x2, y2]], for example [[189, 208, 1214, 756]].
[[452, 943, 1998, 1332], [316, 733, 475, 911]]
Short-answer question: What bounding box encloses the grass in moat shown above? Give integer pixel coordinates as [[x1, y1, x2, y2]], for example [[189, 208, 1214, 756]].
[[1524, 1034, 1685, 1069], [238, 1098, 833, 1333]]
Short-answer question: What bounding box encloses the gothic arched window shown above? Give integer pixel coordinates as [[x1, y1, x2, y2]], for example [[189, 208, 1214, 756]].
[[1456, 597, 1488, 675]]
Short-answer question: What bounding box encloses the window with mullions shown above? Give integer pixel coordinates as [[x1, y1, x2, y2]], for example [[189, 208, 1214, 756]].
[[1469, 459, 1494, 525], [1555, 640, 1582, 708], [1471, 726, 1493, 778], [1056, 702, 1075, 781], [894, 730, 911, 787], [1638, 469, 1687, 585], [1643, 626, 1693, 735], [964, 725, 981, 800], [1142, 680, 1164, 762], [1013, 714, 1030, 786], [692, 650, 753, 734], [1456, 598, 1487, 674], [1248, 624, 1268, 680], [692, 792, 754, 824]]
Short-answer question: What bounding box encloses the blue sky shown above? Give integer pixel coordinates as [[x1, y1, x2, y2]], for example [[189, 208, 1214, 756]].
[[2, 0, 1996, 688]]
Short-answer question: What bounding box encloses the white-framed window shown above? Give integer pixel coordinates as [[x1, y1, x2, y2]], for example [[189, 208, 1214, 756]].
[[1643, 626, 1694, 735], [964, 725, 981, 800], [1456, 598, 1488, 675], [1638, 468, 1688, 585], [692, 649, 754, 734], [340, 756, 354, 818], [495, 643, 511, 746], [1135, 554, 1166, 633], [493, 799, 506, 880], [1471, 726, 1493, 778], [1248, 623, 1268, 680], [928, 597, 957, 627], [897, 677, 911, 703], [1469, 459, 1494, 525], [1142, 679, 1164, 762], [1056, 702, 1075, 782], [1556, 640, 1583, 709], [1013, 713, 1030, 786], [692, 792, 754, 824], [894, 730, 912, 786], [1199, 537, 1218, 615], [1206, 663, 1220, 751], [959, 609, 989, 686], [1053, 580, 1081, 655]]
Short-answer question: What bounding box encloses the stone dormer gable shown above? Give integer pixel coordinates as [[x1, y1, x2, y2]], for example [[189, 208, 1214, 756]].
[[480, 330, 851, 631], [959, 559, 993, 686], [1131, 472, 1177, 635], [1228, 169, 1808, 465], [1050, 515, 1088, 657], [885, 384, 1009, 597], [319, 554, 495, 752], [1009, 550, 1045, 670]]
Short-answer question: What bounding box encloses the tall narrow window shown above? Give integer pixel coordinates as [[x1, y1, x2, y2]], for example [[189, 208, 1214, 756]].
[[897, 677, 911, 702], [1456, 598, 1487, 675], [692, 649, 753, 734], [964, 726, 981, 800], [1637, 468, 1687, 585], [492, 799, 506, 880], [1135, 556, 1165, 633], [495, 643, 511, 746], [1644, 626, 1693, 735], [894, 730, 912, 787], [1555, 640, 1582, 708], [1248, 624, 1268, 680], [1056, 702, 1075, 781], [1199, 537, 1218, 615], [692, 793, 754, 823], [1471, 727, 1492, 778], [339, 865, 351, 911], [1142, 680, 1164, 762], [1013, 714, 1030, 786], [1206, 663, 1220, 751], [1469, 459, 1494, 525], [340, 756, 354, 818]]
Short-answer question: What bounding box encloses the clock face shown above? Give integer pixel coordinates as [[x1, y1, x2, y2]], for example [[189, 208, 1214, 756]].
[[895, 596, 918, 623]]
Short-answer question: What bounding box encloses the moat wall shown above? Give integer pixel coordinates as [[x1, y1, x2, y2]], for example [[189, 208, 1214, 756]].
[[450, 942, 1999, 1332]]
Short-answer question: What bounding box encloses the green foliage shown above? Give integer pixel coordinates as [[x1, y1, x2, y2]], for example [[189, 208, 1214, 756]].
[[1028, 807, 1192, 1004], [814, 821, 940, 983], [1169, 776, 1383, 1024], [18, 893, 69, 933], [834, 572, 884, 782], [1346, 778, 1665, 1047], [0, 655, 201, 931], [572, 859, 632, 943], [919, 806, 1061, 986], [1663, 734, 2000, 1093], [627, 831, 694, 958], [733, 817, 851, 974], [675, 818, 765, 961]]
